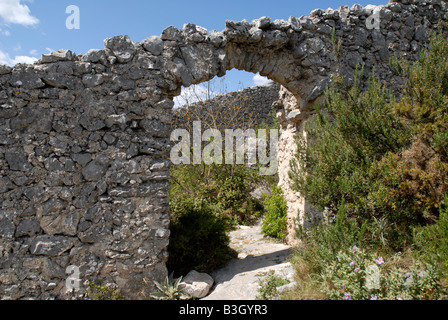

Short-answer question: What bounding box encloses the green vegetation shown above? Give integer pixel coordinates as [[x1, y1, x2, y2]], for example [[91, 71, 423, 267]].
[[167, 188, 235, 276], [261, 185, 288, 240], [285, 33, 448, 300], [256, 270, 290, 300], [145, 272, 191, 300], [87, 281, 124, 300], [167, 91, 281, 276]]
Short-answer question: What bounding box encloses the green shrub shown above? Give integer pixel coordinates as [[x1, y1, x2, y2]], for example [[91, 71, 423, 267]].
[[297, 202, 369, 261], [323, 245, 445, 300], [256, 270, 290, 300], [289, 68, 417, 248], [285, 33, 448, 301], [167, 196, 233, 276], [413, 195, 448, 274], [171, 163, 262, 227], [290, 35, 448, 249], [261, 185, 287, 240], [87, 281, 124, 300], [167, 161, 265, 276]]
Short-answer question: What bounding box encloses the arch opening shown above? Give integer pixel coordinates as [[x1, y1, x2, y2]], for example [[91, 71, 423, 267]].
[[167, 68, 285, 278]]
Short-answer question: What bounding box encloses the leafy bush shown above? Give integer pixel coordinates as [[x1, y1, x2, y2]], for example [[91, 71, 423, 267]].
[[167, 196, 233, 276], [171, 163, 263, 226], [289, 68, 417, 248], [167, 161, 265, 276], [261, 185, 287, 240], [413, 195, 448, 274], [296, 202, 369, 260], [290, 34, 448, 249]]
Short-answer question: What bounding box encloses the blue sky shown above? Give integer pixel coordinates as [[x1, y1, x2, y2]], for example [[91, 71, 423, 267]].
[[0, 0, 386, 92]]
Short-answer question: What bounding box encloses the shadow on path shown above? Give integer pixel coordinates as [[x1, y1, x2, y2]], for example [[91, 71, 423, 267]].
[[210, 248, 292, 285]]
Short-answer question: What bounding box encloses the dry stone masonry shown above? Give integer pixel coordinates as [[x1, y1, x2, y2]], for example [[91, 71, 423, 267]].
[[173, 82, 280, 131], [0, 0, 447, 299]]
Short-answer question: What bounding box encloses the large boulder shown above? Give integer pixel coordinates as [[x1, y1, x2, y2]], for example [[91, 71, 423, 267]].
[[181, 270, 214, 299]]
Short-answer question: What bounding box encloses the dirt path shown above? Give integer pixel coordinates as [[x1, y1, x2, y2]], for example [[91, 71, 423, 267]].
[[202, 221, 294, 300]]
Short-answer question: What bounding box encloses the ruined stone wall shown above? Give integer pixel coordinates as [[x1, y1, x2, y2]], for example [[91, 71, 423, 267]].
[[0, 0, 447, 299], [0, 47, 173, 300], [173, 82, 280, 131]]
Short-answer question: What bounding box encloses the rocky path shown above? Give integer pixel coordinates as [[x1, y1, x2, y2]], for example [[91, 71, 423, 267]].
[[202, 221, 295, 300]]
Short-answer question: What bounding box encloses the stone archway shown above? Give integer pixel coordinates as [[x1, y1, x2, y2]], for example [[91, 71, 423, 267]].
[[0, 0, 444, 299], [152, 17, 337, 246]]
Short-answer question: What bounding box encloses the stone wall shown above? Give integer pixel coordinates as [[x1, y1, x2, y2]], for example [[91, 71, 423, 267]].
[[0, 0, 447, 299], [0, 48, 173, 300], [173, 82, 280, 131]]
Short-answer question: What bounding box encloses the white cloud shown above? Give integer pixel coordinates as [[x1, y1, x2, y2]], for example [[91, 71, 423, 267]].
[[0, 49, 37, 66], [253, 73, 272, 86], [13, 55, 37, 64], [0, 28, 11, 36], [0, 0, 39, 26], [174, 84, 219, 109]]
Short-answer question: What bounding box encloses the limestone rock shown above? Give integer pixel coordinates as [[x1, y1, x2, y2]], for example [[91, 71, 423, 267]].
[[82, 160, 109, 182], [41, 49, 74, 63], [0, 63, 12, 75], [82, 74, 104, 87], [254, 16, 271, 29], [15, 219, 41, 237], [181, 270, 214, 299], [104, 35, 137, 63], [141, 36, 164, 56], [30, 235, 77, 256], [161, 26, 183, 41], [82, 49, 107, 64], [207, 30, 227, 47], [0, 217, 15, 239], [5, 147, 32, 171]]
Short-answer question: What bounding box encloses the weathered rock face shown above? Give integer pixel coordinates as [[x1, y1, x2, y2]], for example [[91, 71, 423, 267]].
[[0, 0, 446, 299]]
